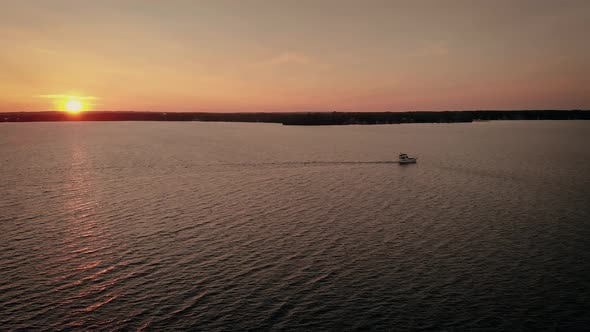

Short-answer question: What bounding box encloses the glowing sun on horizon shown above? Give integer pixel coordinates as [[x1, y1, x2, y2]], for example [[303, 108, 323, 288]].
[[65, 99, 83, 113], [39, 94, 96, 113]]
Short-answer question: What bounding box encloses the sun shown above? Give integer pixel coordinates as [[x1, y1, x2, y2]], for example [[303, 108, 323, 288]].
[[65, 99, 83, 113], [40, 93, 96, 113]]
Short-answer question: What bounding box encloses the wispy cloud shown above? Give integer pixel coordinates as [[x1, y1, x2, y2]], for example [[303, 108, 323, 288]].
[[37, 94, 99, 100], [410, 41, 450, 57], [263, 52, 313, 66], [32, 48, 59, 56]]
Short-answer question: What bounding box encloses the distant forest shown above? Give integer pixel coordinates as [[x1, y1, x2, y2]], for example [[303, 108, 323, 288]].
[[1, 110, 589, 125]]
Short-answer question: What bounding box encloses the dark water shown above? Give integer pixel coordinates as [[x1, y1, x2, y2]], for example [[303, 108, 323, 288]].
[[1, 121, 589, 331]]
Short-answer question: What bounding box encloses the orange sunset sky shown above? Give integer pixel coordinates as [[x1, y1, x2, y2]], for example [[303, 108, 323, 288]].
[[1, 0, 589, 113]]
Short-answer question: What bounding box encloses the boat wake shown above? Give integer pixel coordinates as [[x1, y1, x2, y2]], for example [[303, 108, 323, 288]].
[[217, 160, 398, 168]]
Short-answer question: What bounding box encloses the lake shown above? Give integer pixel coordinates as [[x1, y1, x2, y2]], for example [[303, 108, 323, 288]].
[[1, 121, 589, 330]]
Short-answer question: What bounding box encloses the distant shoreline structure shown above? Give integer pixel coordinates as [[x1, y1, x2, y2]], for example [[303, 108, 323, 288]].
[[1, 110, 589, 125]]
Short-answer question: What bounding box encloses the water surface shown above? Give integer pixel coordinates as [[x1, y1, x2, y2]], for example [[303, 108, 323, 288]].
[[1, 121, 589, 330]]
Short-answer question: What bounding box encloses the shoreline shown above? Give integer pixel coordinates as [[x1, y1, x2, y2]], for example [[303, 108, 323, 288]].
[[1, 110, 589, 125]]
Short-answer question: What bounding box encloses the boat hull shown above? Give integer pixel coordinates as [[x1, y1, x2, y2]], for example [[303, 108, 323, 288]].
[[398, 158, 417, 164]]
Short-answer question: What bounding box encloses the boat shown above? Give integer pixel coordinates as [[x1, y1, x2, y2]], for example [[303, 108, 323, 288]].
[[398, 153, 417, 164]]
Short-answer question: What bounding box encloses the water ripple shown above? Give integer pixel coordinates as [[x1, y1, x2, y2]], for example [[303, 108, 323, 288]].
[[1, 121, 589, 330]]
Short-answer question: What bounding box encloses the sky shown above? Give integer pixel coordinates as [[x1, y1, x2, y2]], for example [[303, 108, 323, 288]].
[[1, 0, 589, 112]]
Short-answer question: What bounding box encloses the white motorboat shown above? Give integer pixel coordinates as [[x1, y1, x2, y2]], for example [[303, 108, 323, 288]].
[[398, 153, 417, 164]]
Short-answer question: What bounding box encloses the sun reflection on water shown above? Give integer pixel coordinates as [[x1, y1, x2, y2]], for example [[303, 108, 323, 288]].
[[52, 137, 122, 319]]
